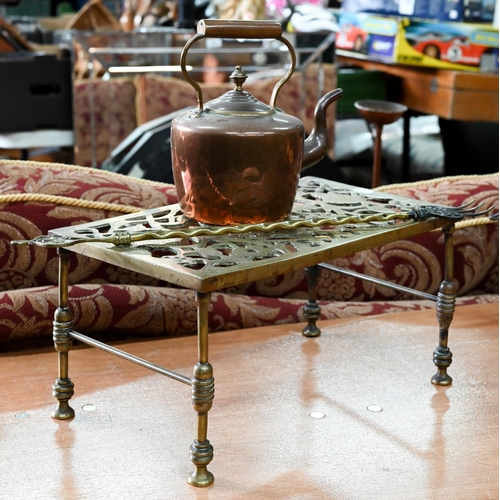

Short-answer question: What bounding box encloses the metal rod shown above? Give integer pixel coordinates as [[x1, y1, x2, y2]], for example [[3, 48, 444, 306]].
[[296, 32, 336, 71], [371, 123, 383, 189], [318, 262, 438, 302], [196, 292, 211, 364], [444, 224, 455, 284], [58, 248, 70, 312], [54, 248, 73, 380], [108, 64, 290, 74], [69, 331, 192, 386], [402, 112, 411, 182]]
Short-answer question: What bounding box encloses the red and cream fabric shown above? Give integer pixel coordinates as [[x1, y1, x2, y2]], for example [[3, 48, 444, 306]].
[[73, 78, 138, 168], [1, 284, 495, 344]]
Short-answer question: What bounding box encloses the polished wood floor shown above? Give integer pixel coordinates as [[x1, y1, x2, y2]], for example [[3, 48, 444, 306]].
[[1, 303, 498, 500]]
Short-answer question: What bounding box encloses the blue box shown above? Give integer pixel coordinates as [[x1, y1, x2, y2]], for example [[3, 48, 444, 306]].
[[342, 0, 465, 22]]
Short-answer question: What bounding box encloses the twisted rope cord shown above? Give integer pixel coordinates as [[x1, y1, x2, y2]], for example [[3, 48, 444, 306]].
[[0, 193, 141, 214], [1, 191, 494, 230], [455, 216, 494, 229]]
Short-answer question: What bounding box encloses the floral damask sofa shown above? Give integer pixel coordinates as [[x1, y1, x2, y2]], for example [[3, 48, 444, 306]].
[[0, 159, 497, 349]]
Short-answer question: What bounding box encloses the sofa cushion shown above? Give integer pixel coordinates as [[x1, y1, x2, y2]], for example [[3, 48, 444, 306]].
[[0, 162, 497, 345], [1, 162, 497, 299]]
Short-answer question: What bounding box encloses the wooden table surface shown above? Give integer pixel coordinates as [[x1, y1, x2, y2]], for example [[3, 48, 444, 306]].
[[337, 54, 499, 122]]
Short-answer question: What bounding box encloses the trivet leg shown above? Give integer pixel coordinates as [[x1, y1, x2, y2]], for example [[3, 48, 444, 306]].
[[432, 225, 455, 386], [52, 249, 75, 420], [303, 265, 322, 337], [188, 291, 215, 487]]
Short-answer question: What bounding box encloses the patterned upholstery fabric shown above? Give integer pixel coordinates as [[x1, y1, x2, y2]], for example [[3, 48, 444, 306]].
[[73, 78, 138, 168], [2, 284, 494, 343], [0, 161, 178, 291], [0, 160, 497, 345]]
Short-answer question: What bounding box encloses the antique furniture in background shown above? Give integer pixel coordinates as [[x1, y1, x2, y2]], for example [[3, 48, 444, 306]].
[[337, 54, 500, 179]]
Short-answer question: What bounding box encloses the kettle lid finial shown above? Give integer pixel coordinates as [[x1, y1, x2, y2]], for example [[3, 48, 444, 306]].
[[229, 66, 247, 91], [204, 64, 274, 116]]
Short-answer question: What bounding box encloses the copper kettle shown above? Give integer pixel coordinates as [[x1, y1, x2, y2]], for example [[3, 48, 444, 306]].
[[171, 19, 343, 225]]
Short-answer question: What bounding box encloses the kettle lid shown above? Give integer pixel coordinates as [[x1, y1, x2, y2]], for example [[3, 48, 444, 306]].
[[205, 66, 274, 116]]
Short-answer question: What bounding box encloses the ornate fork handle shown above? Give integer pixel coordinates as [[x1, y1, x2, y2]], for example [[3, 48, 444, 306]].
[[11, 201, 493, 249], [407, 201, 492, 221]]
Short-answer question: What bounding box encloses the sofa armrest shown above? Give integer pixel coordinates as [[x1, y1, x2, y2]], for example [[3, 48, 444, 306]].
[[0, 160, 178, 290]]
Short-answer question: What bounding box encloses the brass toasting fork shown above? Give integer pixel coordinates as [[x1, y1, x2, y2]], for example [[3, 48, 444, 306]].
[[11, 201, 495, 249]]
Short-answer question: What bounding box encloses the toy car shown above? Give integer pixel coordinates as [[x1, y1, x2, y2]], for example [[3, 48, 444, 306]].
[[336, 24, 368, 52], [412, 35, 490, 66]]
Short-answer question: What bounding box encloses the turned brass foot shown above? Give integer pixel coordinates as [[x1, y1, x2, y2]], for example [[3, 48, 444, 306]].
[[52, 306, 75, 419], [52, 377, 75, 419], [431, 346, 453, 386], [303, 302, 321, 337], [303, 265, 321, 337], [432, 281, 455, 386], [189, 292, 215, 487], [188, 439, 215, 487], [189, 361, 215, 486], [52, 249, 75, 419]]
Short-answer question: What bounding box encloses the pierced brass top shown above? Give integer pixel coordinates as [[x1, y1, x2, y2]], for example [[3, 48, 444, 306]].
[[12, 178, 473, 292]]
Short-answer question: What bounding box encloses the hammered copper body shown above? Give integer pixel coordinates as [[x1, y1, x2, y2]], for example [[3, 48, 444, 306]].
[[171, 19, 343, 225], [171, 73, 305, 225]]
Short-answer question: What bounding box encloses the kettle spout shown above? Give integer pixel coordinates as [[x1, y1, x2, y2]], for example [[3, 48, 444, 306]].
[[301, 88, 343, 172]]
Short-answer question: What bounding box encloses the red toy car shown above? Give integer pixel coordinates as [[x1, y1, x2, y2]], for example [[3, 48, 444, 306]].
[[336, 24, 368, 52], [412, 35, 490, 66]]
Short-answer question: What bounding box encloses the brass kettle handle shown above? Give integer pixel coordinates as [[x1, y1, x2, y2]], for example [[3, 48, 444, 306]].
[[180, 19, 297, 113]]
